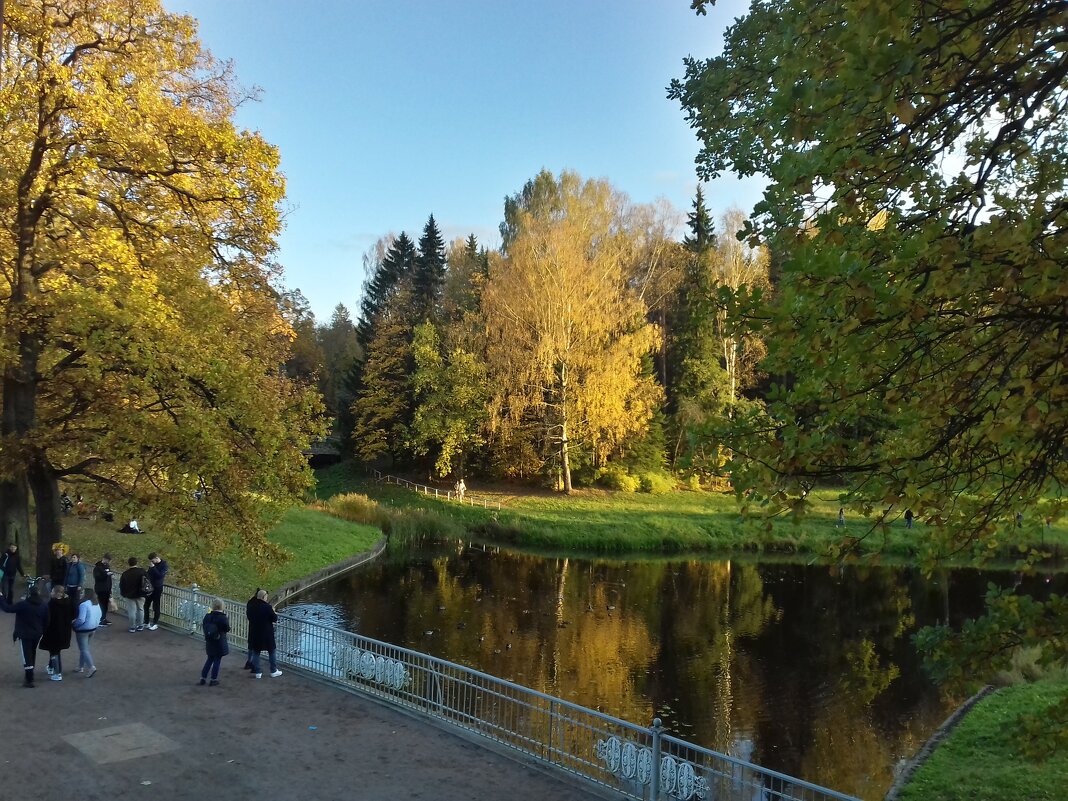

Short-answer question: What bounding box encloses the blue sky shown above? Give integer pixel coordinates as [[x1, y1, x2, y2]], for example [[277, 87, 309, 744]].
[[165, 0, 762, 321]]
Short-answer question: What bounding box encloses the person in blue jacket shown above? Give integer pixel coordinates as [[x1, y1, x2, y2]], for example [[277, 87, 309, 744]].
[[0, 584, 50, 687], [199, 598, 231, 686], [64, 553, 86, 604]]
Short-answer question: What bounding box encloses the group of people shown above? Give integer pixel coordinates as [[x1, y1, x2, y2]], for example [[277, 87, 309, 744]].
[[2, 543, 284, 688], [198, 589, 283, 686], [0, 548, 170, 687], [0, 580, 101, 686]]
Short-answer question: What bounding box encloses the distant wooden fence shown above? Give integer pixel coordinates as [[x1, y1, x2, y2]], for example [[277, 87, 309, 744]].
[[371, 470, 501, 511]]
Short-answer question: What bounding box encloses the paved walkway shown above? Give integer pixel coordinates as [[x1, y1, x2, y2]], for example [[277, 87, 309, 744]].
[[0, 613, 600, 801]]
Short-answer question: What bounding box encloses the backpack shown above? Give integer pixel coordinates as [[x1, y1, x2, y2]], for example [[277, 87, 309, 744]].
[[203, 616, 221, 641], [140, 573, 153, 597]]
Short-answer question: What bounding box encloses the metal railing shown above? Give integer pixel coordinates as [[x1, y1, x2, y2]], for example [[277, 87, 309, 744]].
[[156, 584, 858, 801], [372, 469, 502, 510]]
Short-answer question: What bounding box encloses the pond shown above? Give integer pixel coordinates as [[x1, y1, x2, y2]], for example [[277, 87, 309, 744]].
[[283, 538, 1063, 800]]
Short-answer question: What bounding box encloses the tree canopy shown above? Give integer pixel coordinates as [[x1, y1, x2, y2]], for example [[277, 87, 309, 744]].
[[0, 0, 323, 574], [483, 171, 663, 492], [670, 0, 1066, 680]]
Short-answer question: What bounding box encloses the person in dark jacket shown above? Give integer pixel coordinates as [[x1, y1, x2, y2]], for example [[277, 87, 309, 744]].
[[48, 546, 68, 593], [40, 585, 75, 681], [199, 599, 231, 686], [93, 554, 115, 626], [0, 585, 50, 687], [144, 552, 169, 630], [119, 557, 147, 633], [0, 544, 25, 603], [64, 553, 86, 604], [246, 589, 283, 679]]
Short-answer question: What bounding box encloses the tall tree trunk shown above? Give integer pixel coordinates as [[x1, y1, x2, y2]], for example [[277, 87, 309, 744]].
[[0, 476, 30, 557], [2, 332, 41, 570], [27, 453, 61, 572], [557, 363, 572, 494], [560, 428, 572, 494]]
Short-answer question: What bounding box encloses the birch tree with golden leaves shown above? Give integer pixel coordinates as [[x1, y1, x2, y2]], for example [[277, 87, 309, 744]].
[[482, 171, 662, 493]]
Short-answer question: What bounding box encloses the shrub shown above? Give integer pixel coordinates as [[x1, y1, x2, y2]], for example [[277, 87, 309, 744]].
[[686, 474, 703, 492], [388, 508, 465, 542], [313, 493, 390, 529], [597, 465, 639, 493], [639, 473, 676, 495]]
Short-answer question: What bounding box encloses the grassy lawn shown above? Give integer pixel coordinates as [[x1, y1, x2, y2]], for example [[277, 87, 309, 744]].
[[49, 506, 381, 599], [896, 678, 1068, 801], [314, 462, 1068, 561]]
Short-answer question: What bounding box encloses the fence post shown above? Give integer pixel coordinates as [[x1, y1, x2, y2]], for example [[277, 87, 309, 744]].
[[650, 717, 662, 800], [190, 583, 200, 634], [547, 699, 556, 764]]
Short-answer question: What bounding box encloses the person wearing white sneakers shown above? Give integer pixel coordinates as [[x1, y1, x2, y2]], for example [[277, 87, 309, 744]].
[[144, 552, 168, 630], [41, 585, 75, 680], [72, 588, 101, 677], [245, 589, 282, 679]]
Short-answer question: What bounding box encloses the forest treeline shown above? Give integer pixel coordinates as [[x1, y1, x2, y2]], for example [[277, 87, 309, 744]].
[[288, 170, 769, 492]]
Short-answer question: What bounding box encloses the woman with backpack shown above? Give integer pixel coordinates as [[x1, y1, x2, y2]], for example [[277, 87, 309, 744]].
[[199, 598, 231, 686]]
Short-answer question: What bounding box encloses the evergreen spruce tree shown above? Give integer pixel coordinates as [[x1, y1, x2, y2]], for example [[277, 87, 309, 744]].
[[356, 232, 416, 353], [669, 186, 728, 469], [682, 185, 715, 254], [351, 285, 417, 464], [412, 215, 447, 324]]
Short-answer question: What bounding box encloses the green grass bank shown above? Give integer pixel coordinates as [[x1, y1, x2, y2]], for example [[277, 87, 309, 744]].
[[314, 462, 1068, 563], [896, 678, 1068, 801], [54, 506, 381, 599]]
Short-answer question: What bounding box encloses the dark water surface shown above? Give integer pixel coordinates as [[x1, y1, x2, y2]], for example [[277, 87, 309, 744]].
[[285, 540, 1063, 800]]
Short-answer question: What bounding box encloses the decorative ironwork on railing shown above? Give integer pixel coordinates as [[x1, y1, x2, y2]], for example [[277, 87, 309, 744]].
[[158, 584, 859, 801], [371, 469, 502, 510]]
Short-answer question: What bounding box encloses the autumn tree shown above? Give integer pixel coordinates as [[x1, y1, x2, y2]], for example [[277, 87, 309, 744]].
[[0, 0, 324, 573], [409, 322, 489, 477], [316, 303, 360, 420], [442, 234, 489, 325], [671, 0, 1066, 675], [483, 171, 662, 492]]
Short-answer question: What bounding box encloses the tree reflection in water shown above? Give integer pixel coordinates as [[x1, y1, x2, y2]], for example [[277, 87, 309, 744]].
[[286, 540, 1065, 801]]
